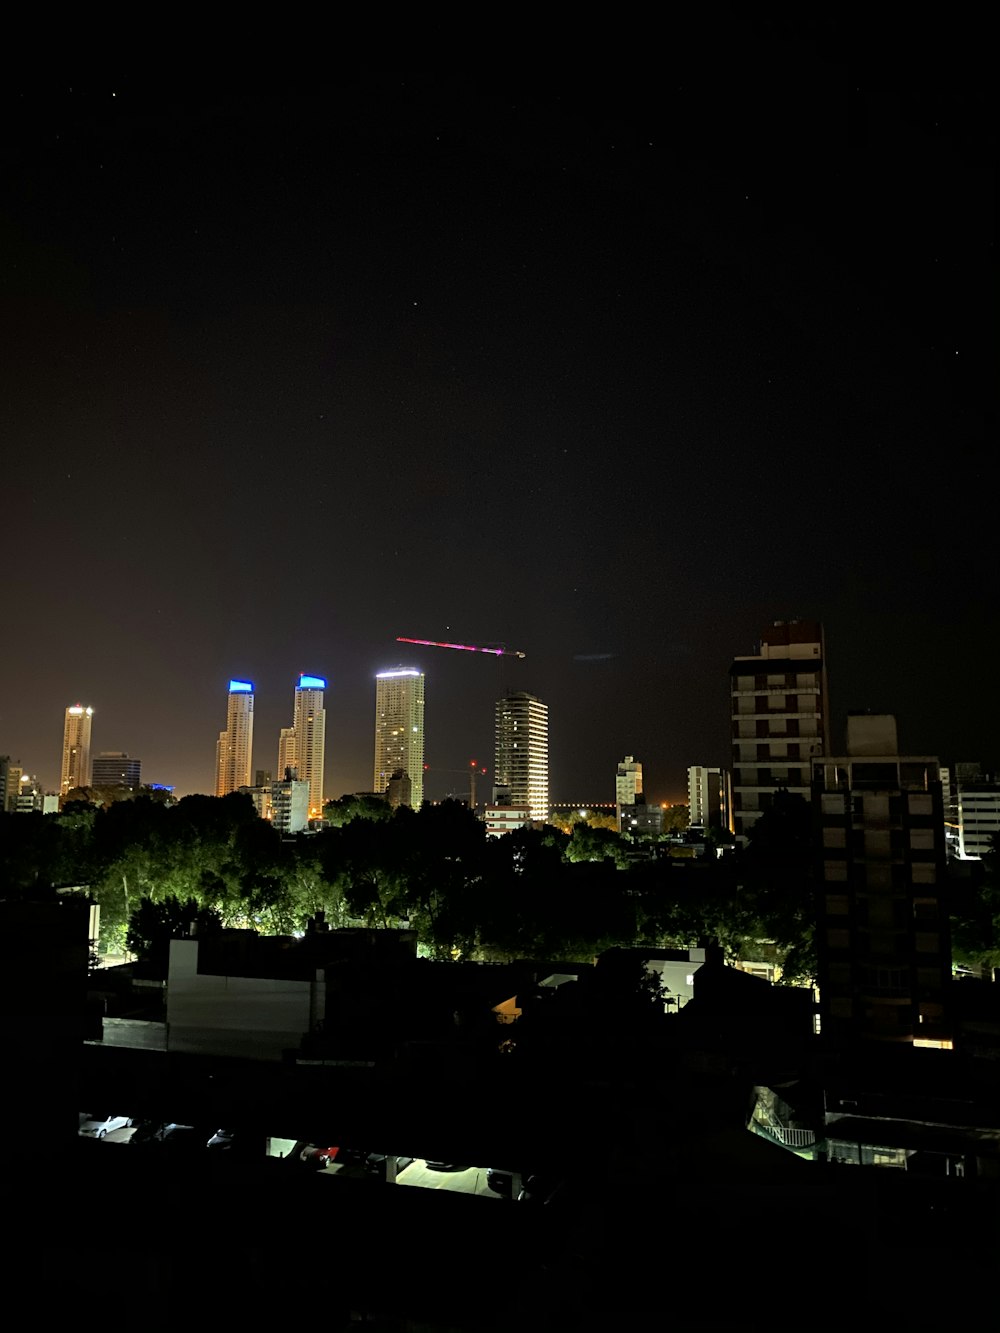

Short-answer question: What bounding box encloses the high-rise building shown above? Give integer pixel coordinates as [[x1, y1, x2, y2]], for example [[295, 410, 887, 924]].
[[60, 704, 94, 795], [92, 752, 141, 790], [814, 714, 950, 1047], [494, 691, 549, 822], [276, 676, 327, 818], [615, 756, 642, 830], [688, 766, 733, 833], [215, 680, 254, 797], [373, 669, 425, 809], [729, 620, 829, 840]]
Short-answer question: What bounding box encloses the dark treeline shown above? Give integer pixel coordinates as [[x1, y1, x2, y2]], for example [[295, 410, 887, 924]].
[[0, 791, 838, 974]]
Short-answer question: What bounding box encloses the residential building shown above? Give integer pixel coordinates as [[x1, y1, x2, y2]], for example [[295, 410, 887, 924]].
[[688, 765, 733, 833], [385, 768, 412, 809], [615, 756, 642, 829], [92, 752, 141, 790], [215, 680, 254, 797], [484, 804, 532, 838], [271, 766, 310, 834], [276, 675, 326, 818], [373, 669, 425, 810], [943, 763, 1000, 860], [730, 619, 829, 840], [494, 691, 548, 822], [813, 714, 950, 1047], [60, 703, 94, 795], [3, 760, 23, 813]]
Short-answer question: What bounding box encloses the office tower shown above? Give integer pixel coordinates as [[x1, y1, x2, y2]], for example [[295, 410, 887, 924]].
[[688, 765, 733, 833], [271, 766, 310, 834], [91, 752, 141, 790], [814, 714, 950, 1047], [373, 669, 425, 809], [615, 756, 642, 831], [494, 691, 549, 822], [729, 619, 829, 840], [215, 680, 254, 797], [60, 704, 94, 795], [276, 675, 327, 818]]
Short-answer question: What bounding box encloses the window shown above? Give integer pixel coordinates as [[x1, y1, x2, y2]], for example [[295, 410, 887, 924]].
[[909, 829, 935, 851]]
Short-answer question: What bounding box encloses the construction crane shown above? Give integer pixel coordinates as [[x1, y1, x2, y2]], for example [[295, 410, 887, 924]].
[[397, 637, 526, 659], [423, 761, 488, 810]]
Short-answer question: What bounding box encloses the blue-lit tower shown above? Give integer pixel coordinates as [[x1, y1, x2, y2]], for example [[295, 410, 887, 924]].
[[215, 679, 254, 796]]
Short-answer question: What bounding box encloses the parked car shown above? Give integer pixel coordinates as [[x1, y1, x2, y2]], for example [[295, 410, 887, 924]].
[[78, 1114, 131, 1139]]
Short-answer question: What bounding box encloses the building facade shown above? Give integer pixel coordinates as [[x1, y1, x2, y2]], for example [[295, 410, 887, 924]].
[[276, 675, 326, 818], [91, 752, 141, 790], [615, 756, 642, 829], [730, 620, 829, 840], [814, 714, 950, 1047], [60, 704, 94, 795], [687, 765, 733, 833], [373, 669, 425, 810], [215, 680, 254, 797], [494, 691, 548, 822], [271, 766, 310, 834]]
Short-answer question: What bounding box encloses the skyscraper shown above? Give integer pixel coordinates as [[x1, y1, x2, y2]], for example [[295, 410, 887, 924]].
[[729, 619, 829, 840], [373, 669, 425, 809], [60, 704, 94, 795], [494, 691, 549, 822], [277, 675, 327, 818], [215, 680, 254, 797]]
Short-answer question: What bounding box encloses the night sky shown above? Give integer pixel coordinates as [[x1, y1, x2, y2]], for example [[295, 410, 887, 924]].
[[1, 20, 992, 803]]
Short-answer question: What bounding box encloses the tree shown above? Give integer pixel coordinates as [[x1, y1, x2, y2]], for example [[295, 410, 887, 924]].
[[127, 896, 222, 967]]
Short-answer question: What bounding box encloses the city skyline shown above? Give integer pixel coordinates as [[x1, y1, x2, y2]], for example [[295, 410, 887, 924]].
[[0, 57, 990, 802]]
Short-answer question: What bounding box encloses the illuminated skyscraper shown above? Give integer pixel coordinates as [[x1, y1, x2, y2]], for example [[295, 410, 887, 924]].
[[277, 675, 327, 818], [494, 691, 548, 822], [373, 669, 425, 809], [215, 680, 254, 797], [60, 704, 94, 795]]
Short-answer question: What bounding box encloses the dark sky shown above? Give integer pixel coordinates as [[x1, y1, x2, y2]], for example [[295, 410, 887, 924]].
[[1, 18, 993, 803]]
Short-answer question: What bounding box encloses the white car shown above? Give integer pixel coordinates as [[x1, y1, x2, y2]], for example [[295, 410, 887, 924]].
[[79, 1113, 131, 1139]]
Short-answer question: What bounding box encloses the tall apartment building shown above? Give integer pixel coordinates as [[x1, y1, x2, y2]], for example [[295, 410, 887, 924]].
[[60, 704, 94, 795], [91, 752, 141, 790], [729, 620, 829, 840], [615, 756, 643, 829], [814, 714, 950, 1047], [215, 680, 254, 797], [494, 691, 549, 822], [277, 675, 327, 818], [373, 669, 425, 810], [687, 766, 733, 833]]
